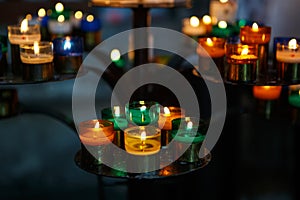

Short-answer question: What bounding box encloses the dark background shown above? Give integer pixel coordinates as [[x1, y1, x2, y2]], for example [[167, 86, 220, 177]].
[[1, 0, 300, 199]]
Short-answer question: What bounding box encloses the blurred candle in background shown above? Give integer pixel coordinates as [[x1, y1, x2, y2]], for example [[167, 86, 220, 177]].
[[81, 14, 102, 51]]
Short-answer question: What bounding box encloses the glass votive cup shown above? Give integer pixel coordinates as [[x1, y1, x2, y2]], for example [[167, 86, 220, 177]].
[[124, 125, 161, 156], [53, 36, 83, 74], [197, 37, 226, 78], [79, 119, 115, 165], [253, 86, 282, 101], [80, 15, 102, 51], [225, 43, 258, 83], [125, 101, 160, 126], [275, 38, 300, 84], [171, 117, 207, 163], [240, 25, 271, 45], [101, 106, 128, 149], [19, 41, 54, 81], [7, 24, 41, 45], [288, 85, 300, 108]]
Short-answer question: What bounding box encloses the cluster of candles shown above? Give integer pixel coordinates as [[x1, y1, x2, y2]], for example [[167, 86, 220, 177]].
[[78, 101, 207, 169], [1, 2, 104, 81]]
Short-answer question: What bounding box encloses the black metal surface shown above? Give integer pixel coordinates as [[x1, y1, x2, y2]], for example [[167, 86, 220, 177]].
[[74, 149, 211, 179]]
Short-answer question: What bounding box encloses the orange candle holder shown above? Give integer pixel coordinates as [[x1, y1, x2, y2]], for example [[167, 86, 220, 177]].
[[79, 119, 115, 166], [198, 37, 226, 78], [253, 86, 282, 100], [240, 23, 271, 82], [158, 106, 185, 146], [225, 43, 258, 83]]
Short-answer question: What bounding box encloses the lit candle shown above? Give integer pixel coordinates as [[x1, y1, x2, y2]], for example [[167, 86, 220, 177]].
[[276, 38, 300, 83], [124, 126, 161, 156], [171, 117, 206, 163], [158, 106, 185, 130], [198, 37, 226, 58], [225, 43, 258, 83], [8, 19, 41, 45], [209, 0, 238, 24], [211, 20, 236, 38], [240, 22, 271, 82], [20, 41, 53, 64], [253, 86, 282, 100], [79, 119, 114, 165], [125, 101, 160, 126], [81, 14, 102, 51], [79, 119, 115, 146], [53, 36, 83, 74], [182, 16, 206, 38]]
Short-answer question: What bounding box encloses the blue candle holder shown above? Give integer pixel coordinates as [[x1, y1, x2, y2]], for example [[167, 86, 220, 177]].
[[53, 36, 83, 74], [80, 15, 102, 51]]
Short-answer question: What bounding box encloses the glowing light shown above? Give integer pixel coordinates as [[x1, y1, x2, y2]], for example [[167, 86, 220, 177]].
[[33, 42, 39, 55], [164, 107, 170, 115], [218, 21, 227, 29], [252, 22, 259, 32], [94, 121, 100, 128], [190, 16, 200, 27], [202, 15, 212, 25], [86, 15, 94, 22], [241, 46, 249, 55], [25, 14, 32, 21], [113, 106, 121, 117], [55, 2, 64, 13], [38, 8, 46, 18], [219, 0, 228, 3], [206, 38, 214, 47], [57, 15, 65, 23], [140, 106, 147, 112], [140, 131, 146, 141], [186, 121, 193, 130], [63, 37, 71, 50], [20, 19, 29, 33], [74, 11, 83, 20], [110, 49, 121, 61], [288, 38, 298, 50]]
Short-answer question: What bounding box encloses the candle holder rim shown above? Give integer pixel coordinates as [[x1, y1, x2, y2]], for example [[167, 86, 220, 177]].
[[124, 125, 161, 137]]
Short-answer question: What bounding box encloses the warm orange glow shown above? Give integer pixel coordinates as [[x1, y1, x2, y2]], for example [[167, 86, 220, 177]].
[[87, 15, 94, 23], [190, 16, 200, 27], [253, 86, 282, 100], [288, 38, 298, 50], [74, 11, 83, 20], [94, 121, 100, 128], [163, 107, 171, 116], [206, 38, 214, 47], [33, 42, 39, 55], [241, 47, 249, 55], [20, 19, 29, 33], [202, 15, 212, 25], [252, 22, 259, 32]]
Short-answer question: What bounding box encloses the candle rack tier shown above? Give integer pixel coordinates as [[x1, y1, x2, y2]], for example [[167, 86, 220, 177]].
[[89, 0, 191, 8], [74, 148, 211, 179]]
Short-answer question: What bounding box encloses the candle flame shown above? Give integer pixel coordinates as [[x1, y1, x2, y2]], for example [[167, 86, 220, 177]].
[[87, 15, 94, 23], [114, 106, 121, 117], [218, 21, 227, 29], [57, 15, 65, 23], [202, 15, 212, 25], [94, 121, 100, 128], [288, 38, 298, 50], [110, 49, 121, 61], [55, 2, 64, 13], [38, 8, 46, 18], [190, 16, 200, 27], [241, 46, 249, 55], [63, 36, 71, 50], [252, 22, 259, 32], [75, 11, 83, 20], [20, 19, 29, 33], [33, 42, 39, 55], [164, 107, 170, 115], [206, 38, 214, 47], [140, 105, 147, 112], [187, 121, 193, 130], [140, 131, 146, 141]]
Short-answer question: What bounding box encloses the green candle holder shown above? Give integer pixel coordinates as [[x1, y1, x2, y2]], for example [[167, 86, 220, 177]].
[[125, 101, 160, 126], [171, 117, 207, 163], [289, 85, 300, 108]]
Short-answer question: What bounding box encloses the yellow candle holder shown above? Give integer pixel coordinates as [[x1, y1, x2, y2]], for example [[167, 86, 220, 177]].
[[240, 24, 271, 82], [124, 126, 161, 156], [198, 37, 226, 79], [20, 41, 54, 82], [79, 119, 115, 166], [225, 43, 258, 83]]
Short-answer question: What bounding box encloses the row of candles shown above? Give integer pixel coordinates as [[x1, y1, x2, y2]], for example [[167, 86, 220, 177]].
[[78, 101, 207, 170], [185, 18, 300, 85]]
